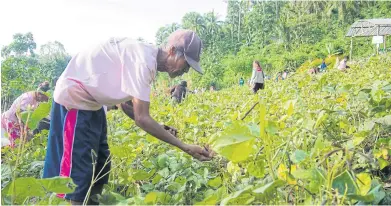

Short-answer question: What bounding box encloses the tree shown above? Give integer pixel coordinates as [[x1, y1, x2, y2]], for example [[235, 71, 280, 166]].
[[39, 41, 67, 58], [155, 23, 181, 46], [39, 41, 71, 81], [2, 32, 37, 58], [182, 12, 205, 34]]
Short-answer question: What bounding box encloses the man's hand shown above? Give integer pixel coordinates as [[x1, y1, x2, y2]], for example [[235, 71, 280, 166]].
[[163, 125, 178, 137], [183, 144, 212, 161]]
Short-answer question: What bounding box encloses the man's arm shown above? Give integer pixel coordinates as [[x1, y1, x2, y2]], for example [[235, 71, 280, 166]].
[[183, 88, 187, 98], [170, 86, 176, 95], [118, 100, 178, 136], [131, 98, 211, 161], [117, 101, 135, 120]]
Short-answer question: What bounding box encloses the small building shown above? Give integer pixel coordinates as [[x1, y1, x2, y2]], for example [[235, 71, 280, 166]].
[[346, 18, 391, 58]]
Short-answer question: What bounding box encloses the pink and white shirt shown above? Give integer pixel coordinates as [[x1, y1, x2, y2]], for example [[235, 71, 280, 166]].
[[338, 60, 347, 70], [54, 38, 158, 111], [1, 92, 38, 123]]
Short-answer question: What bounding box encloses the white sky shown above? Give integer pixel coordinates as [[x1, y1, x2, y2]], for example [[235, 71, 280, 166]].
[[0, 0, 227, 55]]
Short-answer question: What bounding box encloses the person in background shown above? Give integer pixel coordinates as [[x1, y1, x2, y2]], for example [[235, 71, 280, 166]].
[[42, 29, 212, 205], [38, 81, 50, 92], [334, 57, 340, 69], [338, 56, 350, 71], [1, 91, 49, 147], [250, 60, 265, 93], [170, 81, 188, 103], [282, 70, 288, 80], [210, 83, 216, 91], [308, 67, 318, 75], [239, 77, 244, 86], [319, 59, 327, 72], [275, 72, 282, 82]]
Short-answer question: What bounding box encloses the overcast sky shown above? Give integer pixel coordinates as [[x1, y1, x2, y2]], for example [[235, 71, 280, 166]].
[[0, 0, 227, 55]]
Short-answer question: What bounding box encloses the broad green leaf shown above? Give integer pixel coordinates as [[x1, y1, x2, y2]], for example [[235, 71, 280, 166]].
[[1, 164, 12, 184], [247, 159, 265, 178], [207, 176, 222, 189], [195, 193, 219, 205], [141, 183, 154, 192], [156, 192, 172, 204], [168, 159, 180, 172], [265, 120, 278, 135], [142, 160, 154, 168], [291, 150, 308, 163], [144, 192, 171, 204], [378, 158, 389, 170], [144, 192, 158, 204], [292, 168, 325, 193], [158, 168, 170, 178], [253, 180, 285, 194], [174, 176, 186, 185], [375, 115, 391, 125], [152, 174, 162, 184], [97, 191, 126, 205], [195, 186, 226, 205], [157, 154, 169, 168], [39, 177, 76, 194], [353, 131, 369, 146], [356, 173, 371, 195], [166, 182, 182, 192], [217, 138, 255, 163], [2, 177, 46, 202], [132, 169, 155, 181], [292, 169, 313, 179], [284, 100, 296, 116], [303, 118, 316, 131], [227, 161, 240, 174], [368, 184, 386, 205], [311, 135, 332, 156], [360, 120, 375, 131], [213, 122, 256, 148], [220, 185, 254, 206], [315, 110, 328, 129], [213, 122, 256, 163], [277, 164, 297, 185], [21, 102, 51, 130], [347, 194, 375, 202], [332, 170, 358, 195]]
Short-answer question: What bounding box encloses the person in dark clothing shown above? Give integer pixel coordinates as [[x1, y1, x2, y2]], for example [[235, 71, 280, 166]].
[[170, 81, 187, 103]]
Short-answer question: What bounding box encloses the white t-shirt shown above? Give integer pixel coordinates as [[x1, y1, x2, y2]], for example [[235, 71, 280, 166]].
[[54, 38, 158, 111], [338, 60, 347, 70]]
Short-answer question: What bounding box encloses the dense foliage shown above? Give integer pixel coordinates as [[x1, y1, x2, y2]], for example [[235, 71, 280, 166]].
[[2, 55, 390, 205], [156, 1, 391, 89], [1, 1, 391, 205], [1, 33, 71, 111]]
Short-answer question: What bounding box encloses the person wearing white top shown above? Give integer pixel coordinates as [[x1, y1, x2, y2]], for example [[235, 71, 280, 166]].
[[250, 60, 265, 93], [42, 30, 213, 204]]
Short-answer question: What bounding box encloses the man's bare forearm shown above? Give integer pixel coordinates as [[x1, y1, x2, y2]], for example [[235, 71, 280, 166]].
[[136, 115, 187, 151], [118, 100, 135, 120]]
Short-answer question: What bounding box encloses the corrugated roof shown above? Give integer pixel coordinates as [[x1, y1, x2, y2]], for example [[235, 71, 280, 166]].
[[346, 18, 391, 37]]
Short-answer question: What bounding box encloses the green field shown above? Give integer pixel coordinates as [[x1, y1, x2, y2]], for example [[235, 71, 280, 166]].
[[2, 1, 391, 205], [2, 55, 390, 205]]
